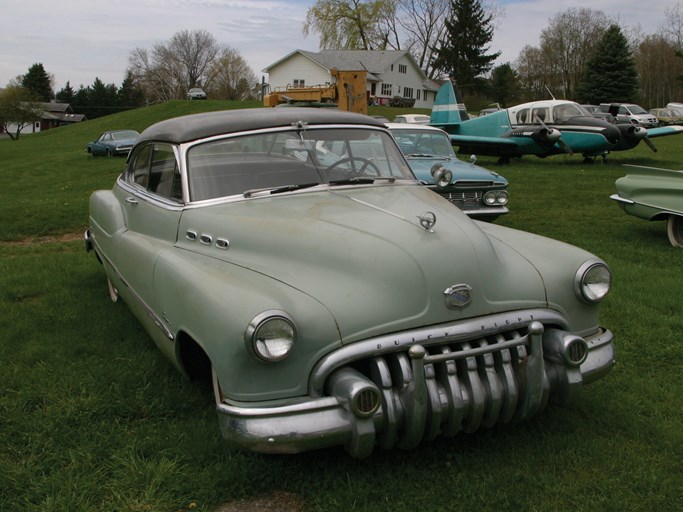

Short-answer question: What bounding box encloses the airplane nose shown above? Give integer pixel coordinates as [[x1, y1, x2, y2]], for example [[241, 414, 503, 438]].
[[603, 124, 622, 144], [617, 124, 646, 144]]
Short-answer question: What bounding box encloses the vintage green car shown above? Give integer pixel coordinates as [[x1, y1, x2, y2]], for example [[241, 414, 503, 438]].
[[611, 165, 683, 247], [85, 108, 615, 457]]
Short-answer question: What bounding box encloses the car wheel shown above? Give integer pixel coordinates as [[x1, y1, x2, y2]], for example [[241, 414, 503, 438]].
[[107, 278, 119, 302], [667, 215, 683, 247]]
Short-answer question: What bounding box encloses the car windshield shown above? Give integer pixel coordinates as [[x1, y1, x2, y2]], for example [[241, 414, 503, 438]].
[[391, 129, 456, 158], [629, 105, 648, 114], [186, 127, 414, 201], [112, 131, 139, 140]]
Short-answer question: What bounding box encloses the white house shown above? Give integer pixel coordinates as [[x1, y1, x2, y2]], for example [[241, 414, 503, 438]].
[[262, 50, 440, 109]]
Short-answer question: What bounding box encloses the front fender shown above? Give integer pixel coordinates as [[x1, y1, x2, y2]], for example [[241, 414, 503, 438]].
[[478, 222, 606, 336], [154, 247, 342, 402]]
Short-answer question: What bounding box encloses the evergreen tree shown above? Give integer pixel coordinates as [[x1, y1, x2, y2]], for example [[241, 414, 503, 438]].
[[55, 81, 76, 104], [21, 63, 53, 102], [87, 77, 120, 118], [489, 63, 520, 107], [431, 0, 501, 97], [575, 25, 639, 104], [118, 72, 146, 108]]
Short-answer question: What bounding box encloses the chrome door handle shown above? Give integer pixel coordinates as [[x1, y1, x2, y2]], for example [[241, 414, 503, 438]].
[[125, 197, 138, 205]]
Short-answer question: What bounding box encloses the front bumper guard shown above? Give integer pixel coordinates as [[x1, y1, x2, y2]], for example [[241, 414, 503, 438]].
[[215, 323, 614, 458]]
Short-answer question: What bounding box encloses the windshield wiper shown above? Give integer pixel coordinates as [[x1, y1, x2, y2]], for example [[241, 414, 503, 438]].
[[328, 176, 396, 186], [406, 154, 450, 159], [243, 182, 319, 198]]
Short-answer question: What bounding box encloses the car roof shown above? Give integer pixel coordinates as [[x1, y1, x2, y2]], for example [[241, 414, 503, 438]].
[[137, 108, 386, 144]]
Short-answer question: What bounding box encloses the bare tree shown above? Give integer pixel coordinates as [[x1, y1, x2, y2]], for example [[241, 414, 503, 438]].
[[396, 0, 450, 78], [303, 0, 395, 50], [514, 45, 553, 101], [663, 1, 683, 49], [538, 8, 612, 99], [127, 29, 236, 102], [169, 30, 221, 89], [635, 34, 683, 106], [208, 47, 259, 100]]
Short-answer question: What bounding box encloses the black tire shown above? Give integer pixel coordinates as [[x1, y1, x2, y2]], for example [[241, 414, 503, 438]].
[[666, 215, 683, 248]]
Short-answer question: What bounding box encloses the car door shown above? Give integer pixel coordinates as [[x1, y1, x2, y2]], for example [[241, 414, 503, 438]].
[[114, 142, 183, 319]]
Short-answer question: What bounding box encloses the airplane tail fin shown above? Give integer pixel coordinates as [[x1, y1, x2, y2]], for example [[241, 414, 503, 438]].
[[430, 81, 468, 126]]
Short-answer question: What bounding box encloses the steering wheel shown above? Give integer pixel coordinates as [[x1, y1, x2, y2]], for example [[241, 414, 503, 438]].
[[324, 157, 381, 177]]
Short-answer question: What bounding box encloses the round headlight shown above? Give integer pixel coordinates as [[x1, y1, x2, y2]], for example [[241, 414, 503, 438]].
[[483, 191, 497, 205], [575, 261, 611, 303], [430, 164, 452, 187], [245, 311, 296, 362], [496, 190, 509, 205]]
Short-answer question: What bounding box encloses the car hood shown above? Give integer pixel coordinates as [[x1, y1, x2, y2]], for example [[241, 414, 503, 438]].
[[177, 184, 545, 343], [407, 157, 507, 185]]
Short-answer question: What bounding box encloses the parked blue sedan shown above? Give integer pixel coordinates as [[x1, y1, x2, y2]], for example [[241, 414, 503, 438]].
[[86, 130, 139, 156], [387, 123, 509, 221]]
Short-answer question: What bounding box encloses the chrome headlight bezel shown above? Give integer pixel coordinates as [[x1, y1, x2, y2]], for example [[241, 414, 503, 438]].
[[483, 190, 497, 205], [245, 310, 297, 363], [574, 260, 612, 303], [484, 190, 509, 205]]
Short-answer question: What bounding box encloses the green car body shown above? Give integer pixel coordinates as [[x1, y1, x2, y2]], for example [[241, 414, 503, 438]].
[[86, 108, 615, 457], [611, 165, 683, 247]]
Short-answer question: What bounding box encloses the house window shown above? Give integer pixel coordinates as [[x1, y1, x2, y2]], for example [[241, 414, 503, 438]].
[[292, 79, 305, 88], [404, 87, 413, 98], [381, 83, 392, 96], [417, 90, 421, 100], [398, 64, 407, 74]]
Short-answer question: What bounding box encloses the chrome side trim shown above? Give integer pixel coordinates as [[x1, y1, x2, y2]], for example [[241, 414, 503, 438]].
[[89, 236, 174, 341], [609, 193, 634, 205]]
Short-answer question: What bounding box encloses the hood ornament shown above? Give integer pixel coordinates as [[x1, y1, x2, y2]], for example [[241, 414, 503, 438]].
[[418, 211, 437, 231], [444, 284, 472, 309]]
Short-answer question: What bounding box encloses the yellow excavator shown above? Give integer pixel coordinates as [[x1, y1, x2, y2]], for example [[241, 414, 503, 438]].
[[263, 69, 368, 115]]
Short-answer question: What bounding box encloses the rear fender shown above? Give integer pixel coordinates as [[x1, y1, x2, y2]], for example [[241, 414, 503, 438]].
[[89, 190, 126, 237]]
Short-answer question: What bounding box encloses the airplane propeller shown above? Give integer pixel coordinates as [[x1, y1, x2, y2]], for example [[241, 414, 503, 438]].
[[620, 124, 657, 152], [533, 115, 573, 155], [643, 136, 657, 152]]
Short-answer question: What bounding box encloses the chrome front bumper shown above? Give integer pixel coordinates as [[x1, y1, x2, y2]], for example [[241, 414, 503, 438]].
[[215, 318, 615, 458]]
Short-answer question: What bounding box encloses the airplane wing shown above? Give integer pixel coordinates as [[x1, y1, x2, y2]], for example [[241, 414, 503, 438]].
[[447, 134, 519, 146], [644, 125, 683, 139]]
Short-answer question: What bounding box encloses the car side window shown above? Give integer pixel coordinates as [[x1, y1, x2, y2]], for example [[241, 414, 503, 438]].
[[127, 144, 182, 202], [129, 144, 152, 188], [148, 145, 182, 201]]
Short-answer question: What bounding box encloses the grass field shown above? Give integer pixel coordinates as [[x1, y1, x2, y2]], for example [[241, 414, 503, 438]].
[[1, 102, 681, 512]]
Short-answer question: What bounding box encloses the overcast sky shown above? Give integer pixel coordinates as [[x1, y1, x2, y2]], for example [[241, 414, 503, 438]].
[[0, 0, 674, 91]]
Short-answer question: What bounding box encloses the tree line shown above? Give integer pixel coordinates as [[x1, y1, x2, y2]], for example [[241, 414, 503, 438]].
[[3, 0, 683, 139], [1, 30, 260, 138], [303, 0, 683, 109]]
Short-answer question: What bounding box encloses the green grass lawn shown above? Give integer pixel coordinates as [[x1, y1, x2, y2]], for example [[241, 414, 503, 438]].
[[1, 103, 681, 512]]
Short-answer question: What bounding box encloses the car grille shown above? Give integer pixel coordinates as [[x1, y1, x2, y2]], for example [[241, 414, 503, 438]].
[[312, 310, 565, 450], [439, 190, 482, 208]]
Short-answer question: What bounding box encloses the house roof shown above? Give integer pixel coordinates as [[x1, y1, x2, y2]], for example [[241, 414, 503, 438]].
[[42, 111, 86, 123], [39, 102, 73, 114], [263, 50, 439, 91]]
